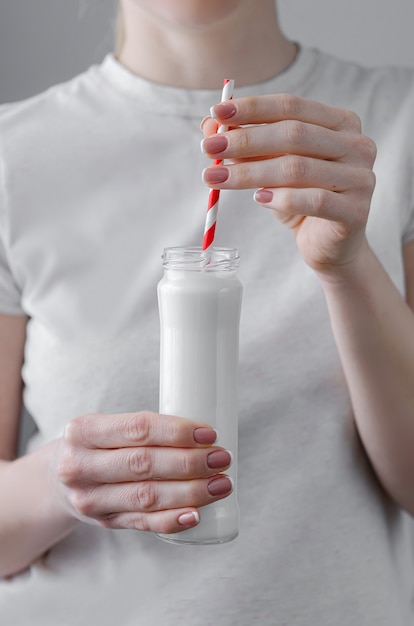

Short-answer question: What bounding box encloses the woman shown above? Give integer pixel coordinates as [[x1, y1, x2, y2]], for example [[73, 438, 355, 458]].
[[0, 0, 414, 623]]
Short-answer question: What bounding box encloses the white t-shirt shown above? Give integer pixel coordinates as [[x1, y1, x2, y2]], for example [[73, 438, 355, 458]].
[[1, 47, 414, 625]]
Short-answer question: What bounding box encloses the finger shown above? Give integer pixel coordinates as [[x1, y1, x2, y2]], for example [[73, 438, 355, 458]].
[[200, 116, 218, 136], [211, 94, 362, 132], [100, 507, 202, 534], [200, 115, 239, 139], [61, 446, 232, 484], [70, 475, 233, 518], [64, 411, 217, 450], [202, 155, 372, 192], [254, 187, 358, 224], [201, 121, 375, 166]]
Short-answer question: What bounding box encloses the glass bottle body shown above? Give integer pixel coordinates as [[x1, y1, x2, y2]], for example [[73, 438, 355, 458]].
[[157, 247, 242, 544]]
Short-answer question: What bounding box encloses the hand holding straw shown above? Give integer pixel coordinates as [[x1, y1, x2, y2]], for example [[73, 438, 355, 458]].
[[202, 79, 235, 251]]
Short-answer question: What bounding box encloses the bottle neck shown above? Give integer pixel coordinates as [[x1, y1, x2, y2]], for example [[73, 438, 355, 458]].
[[162, 247, 240, 272]]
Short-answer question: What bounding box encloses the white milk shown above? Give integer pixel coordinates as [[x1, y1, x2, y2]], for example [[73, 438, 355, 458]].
[[157, 247, 242, 544]]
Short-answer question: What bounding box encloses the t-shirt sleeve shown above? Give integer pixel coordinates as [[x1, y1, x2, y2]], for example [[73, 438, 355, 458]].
[[401, 85, 414, 245], [0, 232, 23, 315], [0, 178, 24, 315], [402, 182, 414, 245]]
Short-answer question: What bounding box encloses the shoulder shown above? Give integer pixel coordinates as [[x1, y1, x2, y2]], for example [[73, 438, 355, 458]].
[[0, 60, 108, 150], [311, 46, 414, 92], [0, 58, 119, 192], [308, 47, 414, 124]]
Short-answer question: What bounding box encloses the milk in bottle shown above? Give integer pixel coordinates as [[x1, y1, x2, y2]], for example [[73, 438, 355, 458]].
[[157, 246, 242, 544]]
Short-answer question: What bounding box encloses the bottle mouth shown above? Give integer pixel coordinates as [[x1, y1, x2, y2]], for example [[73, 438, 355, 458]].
[[162, 246, 240, 271]]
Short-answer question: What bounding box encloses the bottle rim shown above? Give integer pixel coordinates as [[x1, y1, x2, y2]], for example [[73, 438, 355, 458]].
[[162, 246, 240, 271]]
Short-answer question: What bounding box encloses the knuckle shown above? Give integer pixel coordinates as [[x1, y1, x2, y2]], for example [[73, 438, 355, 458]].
[[364, 169, 377, 194], [99, 515, 122, 530], [159, 415, 182, 445], [100, 513, 150, 532], [359, 135, 377, 165], [70, 489, 96, 518], [179, 450, 199, 477], [122, 412, 152, 444], [353, 167, 376, 194], [132, 481, 158, 512], [56, 447, 83, 486], [63, 415, 86, 445], [233, 161, 253, 186], [282, 155, 309, 182], [278, 93, 302, 119], [235, 128, 251, 152], [337, 108, 361, 131], [64, 412, 103, 446], [126, 448, 153, 478], [242, 96, 260, 122], [130, 513, 151, 532], [348, 110, 362, 131], [284, 120, 307, 146], [311, 189, 331, 215], [348, 132, 377, 165]]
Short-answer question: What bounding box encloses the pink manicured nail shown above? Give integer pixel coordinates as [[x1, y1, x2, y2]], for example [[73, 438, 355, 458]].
[[178, 511, 200, 527], [201, 135, 228, 155], [199, 116, 210, 131], [254, 189, 274, 204], [193, 428, 217, 444], [202, 166, 229, 185], [210, 102, 237, 120], [207, 476, 233, 496], [207, 450, 232, 469]]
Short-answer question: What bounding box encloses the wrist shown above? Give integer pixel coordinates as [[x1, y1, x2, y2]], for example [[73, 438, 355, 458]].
[[314, 237, 374, 292], [0, 440, 80, 577], [43, 439, 81, 527]]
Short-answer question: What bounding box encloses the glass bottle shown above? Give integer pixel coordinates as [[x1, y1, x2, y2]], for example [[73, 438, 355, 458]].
[[157, 246, 242, 544]]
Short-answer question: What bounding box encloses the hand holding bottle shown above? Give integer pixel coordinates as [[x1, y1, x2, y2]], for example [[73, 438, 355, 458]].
[[54, 411, 233, 535]]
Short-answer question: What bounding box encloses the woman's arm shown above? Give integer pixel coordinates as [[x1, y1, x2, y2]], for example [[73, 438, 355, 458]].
[[0, 315, 233, 578], [316, 239, 414, 515], [0, 442, 80, 578], [0, 313, 27, 460], [201, 94, 414, 514], [0, 313, 79, 577]]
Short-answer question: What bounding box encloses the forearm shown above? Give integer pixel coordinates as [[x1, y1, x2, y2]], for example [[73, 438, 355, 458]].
[[0, 440, 79, 578], [318, 239, 414, 514]]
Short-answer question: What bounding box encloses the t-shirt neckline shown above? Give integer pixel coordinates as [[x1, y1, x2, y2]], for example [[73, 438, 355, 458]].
[[95, 46, 322, 117]]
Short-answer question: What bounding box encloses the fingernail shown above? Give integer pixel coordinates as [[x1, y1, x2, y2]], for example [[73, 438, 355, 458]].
[[199, 116, 210, 131], [202, 166, 229, 185], [63, 422, 75, 442], [210, 102, 236, 120], [201, 135, 228, 155], [254, 189, 274, 204], [207, 475, 233, 496], [178, 511, 200, 527], [207, 450, 232, 469], [193, 428, 217, 444]]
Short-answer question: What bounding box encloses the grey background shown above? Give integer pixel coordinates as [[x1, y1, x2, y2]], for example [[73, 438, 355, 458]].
[[0, 0, 414, 104]]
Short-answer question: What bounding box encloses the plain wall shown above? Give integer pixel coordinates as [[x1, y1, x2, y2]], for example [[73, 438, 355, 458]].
[[0, 0, 414, 104], [0, 0, 117, 103]]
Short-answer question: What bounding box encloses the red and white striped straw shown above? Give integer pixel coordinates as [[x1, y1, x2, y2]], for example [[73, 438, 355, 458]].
[[202, 78, 235, 251]]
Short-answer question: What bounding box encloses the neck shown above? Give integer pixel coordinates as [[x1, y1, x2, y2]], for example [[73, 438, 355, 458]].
[[117, 0, 297, 88]]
